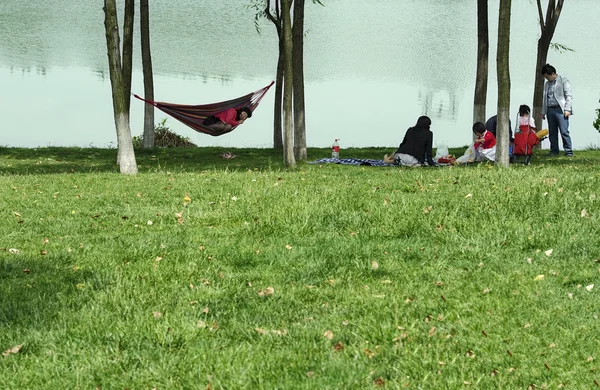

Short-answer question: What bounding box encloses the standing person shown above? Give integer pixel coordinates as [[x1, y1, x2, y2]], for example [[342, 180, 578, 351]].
[[541, 63, 573, 157], [472, 122, 496, 162], [383, 116, 436, 166], [203, 107, 252, 134]]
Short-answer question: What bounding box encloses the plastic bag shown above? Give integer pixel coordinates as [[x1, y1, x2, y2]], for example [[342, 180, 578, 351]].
[[455, 145, 476, 164], [434, 143, 449, 160]]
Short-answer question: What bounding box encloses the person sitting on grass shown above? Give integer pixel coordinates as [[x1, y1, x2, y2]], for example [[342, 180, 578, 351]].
[[473, 121, 496, 162], [203, 107, 252, 133], [383, 116, 436, 166]]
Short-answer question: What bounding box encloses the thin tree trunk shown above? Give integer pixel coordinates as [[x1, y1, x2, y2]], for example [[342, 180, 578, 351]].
[[292, 0, 307, 161], [532, 0, 564, 130], [266, 0, 283, 149], [140, 0, 155, 149], [473, 0, 489, 124], [103, 0, 137, 174], [122, 0, 134, 113], [274, 40, 284, 149], [281, 0, 295, 167], [496, 0, 512, 168]]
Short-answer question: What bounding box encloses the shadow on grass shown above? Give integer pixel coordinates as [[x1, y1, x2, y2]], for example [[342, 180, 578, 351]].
[[0, 253, 93, 328]]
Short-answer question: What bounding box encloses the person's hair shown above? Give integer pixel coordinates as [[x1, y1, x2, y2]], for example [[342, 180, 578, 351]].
[[541, 63, 556, 75], [236, 107, 252, 120], [472, 122, 486, 135], [519, 104, 531, 116], [414, 116, 432, 130]]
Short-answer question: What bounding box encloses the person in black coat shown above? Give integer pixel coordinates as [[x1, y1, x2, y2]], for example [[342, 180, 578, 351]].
[[384, 116, 435, 166]]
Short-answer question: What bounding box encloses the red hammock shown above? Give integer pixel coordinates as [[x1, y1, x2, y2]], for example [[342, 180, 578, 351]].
[[133, 81, 274, 136]]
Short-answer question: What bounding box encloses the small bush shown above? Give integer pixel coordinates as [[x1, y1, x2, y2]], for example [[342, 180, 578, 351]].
[[132, 119, 197, 148], [593, 108, 600, 133]]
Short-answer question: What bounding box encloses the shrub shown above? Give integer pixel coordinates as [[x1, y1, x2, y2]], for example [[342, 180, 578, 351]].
[[132, 119, 197, 148], [594, 107, 600, 133]]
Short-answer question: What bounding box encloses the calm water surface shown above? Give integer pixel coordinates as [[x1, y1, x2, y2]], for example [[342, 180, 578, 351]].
[[1, 0, 599, 149]]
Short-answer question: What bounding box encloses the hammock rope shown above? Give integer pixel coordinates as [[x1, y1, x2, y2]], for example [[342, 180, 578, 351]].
[[133, 81, 274, 136]]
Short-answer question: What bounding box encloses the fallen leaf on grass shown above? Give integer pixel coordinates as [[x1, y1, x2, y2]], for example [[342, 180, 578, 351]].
[[586, 284, 595, 291], [428, 326, 436, 336], [333, 342, 344, 351], [568, 293, 573, 299], [465, 193, 472, 199], [323, 330, 334, 340], [527, 258, 533, 264], [42, 238, 49, 245], [371, 261, 379, 271], [306, 371, 315, 378], [434, 281, 443, 287], [285, 244, 292, 250], [202, 307, 209, 314], [380, 280, 392, 284], [2, 344, 22, 357], [198, 320, 207, 329], [40, 250, 47, 255], [8, 248, 20, 254], [374, 378, 384, 386], [581, 209, 590, 218], [587, 356, 594, 362], [183, 194, 192, 205], [534, 275, 545, 281], [482, 288, 490, 294], [465, 350, 475, 358], [153, 312, 162, 319], [255, 328, 269, 335], [545, 249, 553, 257], [257, 287, 274, 297], [175, 211, 184, 224]]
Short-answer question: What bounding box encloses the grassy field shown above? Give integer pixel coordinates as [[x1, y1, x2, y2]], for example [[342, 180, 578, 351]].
[[1, 146, 599, 389]]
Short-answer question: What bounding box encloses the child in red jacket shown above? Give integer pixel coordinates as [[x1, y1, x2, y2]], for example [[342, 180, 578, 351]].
[[473, 122, 497, 162]]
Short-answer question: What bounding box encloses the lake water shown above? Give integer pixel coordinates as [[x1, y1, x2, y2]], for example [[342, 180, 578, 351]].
[[1, 0, 599, 150]]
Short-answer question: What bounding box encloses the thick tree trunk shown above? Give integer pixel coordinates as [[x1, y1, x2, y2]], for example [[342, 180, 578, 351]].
[[473, 0, 489, 124], [281, 0, 295, 167], [274, 40, 284, 150], [292, 0, 307, 161], [532, 0, 564, 131], [103, 0, 138, 174], [496, 0, 512, 168], [532, 35, 551, 130], [140, 0, 155, 149]]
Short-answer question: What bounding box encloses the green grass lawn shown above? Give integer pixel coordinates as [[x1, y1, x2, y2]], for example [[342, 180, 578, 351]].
[[1, 146, 599, 389]]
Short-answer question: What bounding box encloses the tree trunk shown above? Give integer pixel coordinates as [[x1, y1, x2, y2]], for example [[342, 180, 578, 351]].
[[532, 0, 564, 130], [274, 39, 284, 150], [473, 0, 489, 124], [140, 0, 155, 149], [496, 0, 512, 168], [292, 0, 307, 161], [103, 0, 138, 174], [122, 0, 134, 114], [532, 35, 551, 130], [281, 0, 295, 167]]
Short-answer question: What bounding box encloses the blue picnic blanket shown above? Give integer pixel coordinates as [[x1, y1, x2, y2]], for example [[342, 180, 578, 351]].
[[310, 157, 396, 167]]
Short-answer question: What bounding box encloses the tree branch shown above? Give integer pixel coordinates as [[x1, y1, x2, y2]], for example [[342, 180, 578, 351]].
[[536, 0, 545, 33]]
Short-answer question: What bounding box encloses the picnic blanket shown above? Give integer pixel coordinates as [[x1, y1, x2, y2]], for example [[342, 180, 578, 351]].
[[310, 157, 396, 167]]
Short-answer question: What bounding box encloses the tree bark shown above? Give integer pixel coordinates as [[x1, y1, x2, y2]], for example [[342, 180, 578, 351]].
[[266, 0, 283, 149], [273, 39, 284, 149], [103, 0, 138, 174], [140, 0, 155, 149], [496, 0, 512, 168], [292, 0, 307, 161], [532, 0, 564, 130], [281, 0, 295, 167], [473, 0, 489, 125]]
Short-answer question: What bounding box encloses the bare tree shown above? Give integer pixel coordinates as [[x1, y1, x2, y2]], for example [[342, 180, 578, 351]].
[[532, 0, 565, 129], [103, 0, 137, 174], [140, 0, 155, 149], [292, 0, 307, 161], [496, 0, 512, 168], [281, 0, 295, 166], [264, 0, 284, 149], [473, 0, 489, 124]]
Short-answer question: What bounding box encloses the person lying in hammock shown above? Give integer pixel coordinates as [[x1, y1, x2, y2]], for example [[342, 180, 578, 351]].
[[203, 107, 252, 133]]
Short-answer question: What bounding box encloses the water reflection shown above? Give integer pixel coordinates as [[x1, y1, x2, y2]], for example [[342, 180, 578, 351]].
[[1, 0, 600, 149]]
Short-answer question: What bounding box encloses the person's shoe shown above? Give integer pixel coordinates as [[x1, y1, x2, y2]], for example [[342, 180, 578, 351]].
[[548, 151, 559, 157], [564, 152, 574, 157]]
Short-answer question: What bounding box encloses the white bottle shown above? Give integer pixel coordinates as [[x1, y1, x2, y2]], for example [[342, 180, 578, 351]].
[[331, 139, 340, 159]]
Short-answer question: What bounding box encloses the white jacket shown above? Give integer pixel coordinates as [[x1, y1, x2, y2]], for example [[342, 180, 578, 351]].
[[542, 75, 573, 115]]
